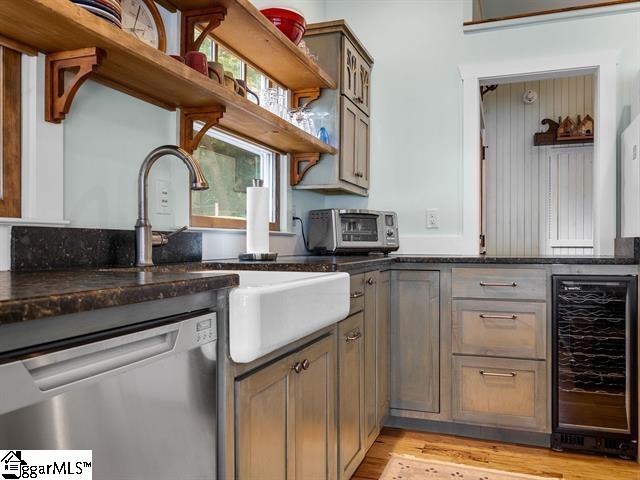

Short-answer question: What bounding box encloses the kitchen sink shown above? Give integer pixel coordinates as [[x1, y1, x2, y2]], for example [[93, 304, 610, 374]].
[[210, 270, 350, 363]]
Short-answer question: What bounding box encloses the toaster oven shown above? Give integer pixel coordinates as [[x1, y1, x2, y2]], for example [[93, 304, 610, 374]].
[[307, 209, 399, 254]]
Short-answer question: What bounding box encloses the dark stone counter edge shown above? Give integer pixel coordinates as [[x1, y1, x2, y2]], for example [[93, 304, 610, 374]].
[[0, 274, 239, 325]]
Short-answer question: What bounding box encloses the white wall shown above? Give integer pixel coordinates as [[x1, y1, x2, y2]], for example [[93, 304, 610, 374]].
[[322, 0, 640, 253]]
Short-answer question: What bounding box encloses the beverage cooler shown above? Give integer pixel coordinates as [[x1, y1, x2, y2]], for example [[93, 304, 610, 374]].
[[552, 275, 637, 459]]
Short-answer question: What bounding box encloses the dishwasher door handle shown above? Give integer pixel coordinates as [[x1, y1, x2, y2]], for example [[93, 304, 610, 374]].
[[27, 332, 178, 391]]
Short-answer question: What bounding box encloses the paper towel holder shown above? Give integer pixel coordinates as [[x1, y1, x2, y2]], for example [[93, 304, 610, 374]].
[[239, 178, 278, 261]]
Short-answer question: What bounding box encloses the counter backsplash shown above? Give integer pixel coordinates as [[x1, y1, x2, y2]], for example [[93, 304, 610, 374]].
[[11, 226, 202, 271]]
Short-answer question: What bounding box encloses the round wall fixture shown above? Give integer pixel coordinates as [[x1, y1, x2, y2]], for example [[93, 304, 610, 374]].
[[523, 89, 538, 104]]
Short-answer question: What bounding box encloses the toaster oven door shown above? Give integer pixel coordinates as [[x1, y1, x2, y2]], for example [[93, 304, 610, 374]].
[[337, 212, 383, 250]]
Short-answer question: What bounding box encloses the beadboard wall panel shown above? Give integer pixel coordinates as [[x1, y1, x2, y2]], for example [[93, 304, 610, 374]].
[[483, 75, 594, 256]]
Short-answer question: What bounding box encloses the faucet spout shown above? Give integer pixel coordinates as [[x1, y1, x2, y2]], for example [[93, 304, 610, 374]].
[[135, 145, 209, 266]]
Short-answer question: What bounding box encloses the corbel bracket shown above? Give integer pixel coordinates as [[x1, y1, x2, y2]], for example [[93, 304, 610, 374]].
[[45, 47, 105, 123], [291, 88, 321, 110], [181, 7, 228, 56], [291, 153, 320, 186], [180, 105, 226, 154]]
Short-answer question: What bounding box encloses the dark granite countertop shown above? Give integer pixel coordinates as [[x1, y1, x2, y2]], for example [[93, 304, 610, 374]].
[[204, 253, 638, 272], [0, 270, 238, 325]]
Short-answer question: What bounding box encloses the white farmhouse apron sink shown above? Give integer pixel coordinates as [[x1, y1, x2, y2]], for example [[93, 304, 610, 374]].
[[211, 270, 350, 363]]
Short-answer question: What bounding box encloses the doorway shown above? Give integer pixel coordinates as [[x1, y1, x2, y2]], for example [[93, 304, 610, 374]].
[[480, 73, 596, 256]]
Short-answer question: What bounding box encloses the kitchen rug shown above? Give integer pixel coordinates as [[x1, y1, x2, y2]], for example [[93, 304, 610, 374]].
[[380, 455, 560, 480]]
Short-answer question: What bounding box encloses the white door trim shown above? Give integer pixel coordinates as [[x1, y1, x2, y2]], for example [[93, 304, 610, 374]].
[[459, 50, 619, 255]]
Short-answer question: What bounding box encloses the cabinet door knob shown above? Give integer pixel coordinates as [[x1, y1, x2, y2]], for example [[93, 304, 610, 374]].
[[292, 362, 303, 374], [301, 359, 310, 370], [367, 277, 375, 285]]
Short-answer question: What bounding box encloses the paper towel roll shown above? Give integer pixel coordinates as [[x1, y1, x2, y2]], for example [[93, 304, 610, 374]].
[[246, 185, 270, 254]]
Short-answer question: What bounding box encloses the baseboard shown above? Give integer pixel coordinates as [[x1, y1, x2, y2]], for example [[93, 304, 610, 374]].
[[385, 416, 551, 448]]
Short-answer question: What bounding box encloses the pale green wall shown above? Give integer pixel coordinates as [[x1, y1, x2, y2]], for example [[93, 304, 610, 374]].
[[323, 0, 640, 236], [62, 0, 640, 252]]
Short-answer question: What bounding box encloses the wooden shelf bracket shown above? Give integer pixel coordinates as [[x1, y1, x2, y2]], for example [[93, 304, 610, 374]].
[[291, 88, 321, 110], [181, 7, 228, 56], [291, 153, 321, 186], [45, 47, 105, 124], [180, 105, 226, 154]]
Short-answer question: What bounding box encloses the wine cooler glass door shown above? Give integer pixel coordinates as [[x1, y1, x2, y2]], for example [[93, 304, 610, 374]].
[[555, 279, 632, 433]]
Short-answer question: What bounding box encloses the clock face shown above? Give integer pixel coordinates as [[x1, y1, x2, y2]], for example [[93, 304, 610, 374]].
[[121, 0, 159, 49]]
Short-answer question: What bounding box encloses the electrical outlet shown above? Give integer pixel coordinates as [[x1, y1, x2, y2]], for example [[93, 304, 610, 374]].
[[156, 179, 170, 216], [426, 209, 439, 229]]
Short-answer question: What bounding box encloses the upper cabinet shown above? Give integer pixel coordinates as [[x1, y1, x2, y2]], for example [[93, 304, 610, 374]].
[[293, 20, 374, 196]]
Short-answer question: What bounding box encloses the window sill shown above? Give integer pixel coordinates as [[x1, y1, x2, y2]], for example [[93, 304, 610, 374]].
[[188, 226, 297, 237], [0, 217, 70, 226], [463, 1, 640, 33]]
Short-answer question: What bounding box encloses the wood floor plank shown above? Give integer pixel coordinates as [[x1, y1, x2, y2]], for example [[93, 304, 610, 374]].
[[352, 427, 640, 480]]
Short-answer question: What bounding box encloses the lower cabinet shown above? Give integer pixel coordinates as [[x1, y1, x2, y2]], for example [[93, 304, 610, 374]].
[[364, 272, 378, 449], [235, 335, 337, 480], [451, 355, 547, 432], [338, 312, 366, 480], [390, 270, 440, 413]]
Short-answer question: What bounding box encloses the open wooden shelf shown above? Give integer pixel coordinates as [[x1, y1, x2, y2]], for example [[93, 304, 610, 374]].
[[0, 0, 336, 155], [159, 0, 335, 91]]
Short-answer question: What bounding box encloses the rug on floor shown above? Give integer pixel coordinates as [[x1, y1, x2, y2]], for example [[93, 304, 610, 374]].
[[379, 455, 561, 480]]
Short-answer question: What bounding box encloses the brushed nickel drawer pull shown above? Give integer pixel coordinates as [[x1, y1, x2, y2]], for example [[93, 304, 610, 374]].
[[479, 281, 517, 287], [479, 314, 518, 320], [350, 291, 364, 299], [479, 370, 517, 378], [345, 329, 362, 342]]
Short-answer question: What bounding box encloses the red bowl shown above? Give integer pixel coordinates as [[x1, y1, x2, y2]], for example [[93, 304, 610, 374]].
[[261, 8, 306, 46]]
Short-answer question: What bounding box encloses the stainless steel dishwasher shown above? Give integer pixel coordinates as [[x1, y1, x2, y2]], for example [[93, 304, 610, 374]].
[[0, 311, 217, 480]]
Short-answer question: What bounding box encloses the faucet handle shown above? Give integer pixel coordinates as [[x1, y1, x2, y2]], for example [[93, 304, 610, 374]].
[[152, 225, 188, 247]]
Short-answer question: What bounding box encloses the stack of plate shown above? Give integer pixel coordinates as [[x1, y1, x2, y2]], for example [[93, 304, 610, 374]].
[[70, 0, 122, 28]]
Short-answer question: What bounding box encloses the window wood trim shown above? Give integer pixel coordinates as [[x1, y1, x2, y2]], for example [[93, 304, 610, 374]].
[[189, 145, 282, 232], [0, 47, 21, 218], [464, 0, 640, 26]]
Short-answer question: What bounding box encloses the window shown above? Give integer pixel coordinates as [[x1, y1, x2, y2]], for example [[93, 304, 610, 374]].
[[0, 46, 21, 218], [196, 29, 288, 106], [191, 128, 279, 230]]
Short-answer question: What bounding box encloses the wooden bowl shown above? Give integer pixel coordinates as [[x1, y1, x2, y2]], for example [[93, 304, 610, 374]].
[[260, 8, 306, 45]]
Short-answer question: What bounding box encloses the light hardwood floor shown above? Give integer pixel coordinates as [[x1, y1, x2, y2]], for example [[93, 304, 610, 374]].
[[352, 428, 640, 480]]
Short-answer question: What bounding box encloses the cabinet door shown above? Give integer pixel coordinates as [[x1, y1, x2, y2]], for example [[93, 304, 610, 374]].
[[364, 272, 378, 449], [340, 98, 359, 186], [376, 272, 391, 427], [338, 312, 365, 480], [390, 271, 440, 413], [355, 111, 370, 189], [292, 335, 337, 480], [236, 353, 294, 480], [357, 60, 371, 116], [341, 36, 360, 104]]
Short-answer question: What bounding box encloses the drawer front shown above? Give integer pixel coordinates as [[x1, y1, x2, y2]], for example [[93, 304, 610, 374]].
[[452, 300, 547, 359], [452, 268, 547, 300], [452, 356, 547, 431], [349, 274, 365, 315]]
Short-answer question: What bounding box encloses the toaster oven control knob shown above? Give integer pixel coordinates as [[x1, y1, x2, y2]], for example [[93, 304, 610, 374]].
[[386, 230, 394, 237]]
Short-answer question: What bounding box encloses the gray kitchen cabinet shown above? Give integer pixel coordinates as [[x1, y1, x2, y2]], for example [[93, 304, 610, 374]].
[[295, 20, 374, 196], [390, 271, 440, 413], [338, 312, 365, 480], [364, 272, 377, 449], [376, 272, 391, 428], [451, 355, 547, 432], [236, 334, 337, 480]]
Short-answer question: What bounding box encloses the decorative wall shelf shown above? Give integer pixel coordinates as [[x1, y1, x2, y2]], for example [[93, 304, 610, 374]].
[[534, 118, 594, 146], [0, 0, 336, 155], [158, 0, 336, 92]]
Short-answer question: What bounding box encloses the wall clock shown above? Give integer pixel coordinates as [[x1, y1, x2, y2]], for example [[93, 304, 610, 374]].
[[121, 0, 167, 52]]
